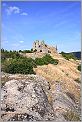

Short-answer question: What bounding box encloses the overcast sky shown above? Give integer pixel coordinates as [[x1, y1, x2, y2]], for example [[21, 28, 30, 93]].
[[1, 1, 81, 52]]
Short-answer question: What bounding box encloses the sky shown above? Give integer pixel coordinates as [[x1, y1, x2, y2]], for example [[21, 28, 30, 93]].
[[1, 1, 81, 52]]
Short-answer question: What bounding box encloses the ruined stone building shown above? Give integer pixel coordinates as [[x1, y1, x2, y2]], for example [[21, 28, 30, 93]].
[[33, 40, 57, 53]]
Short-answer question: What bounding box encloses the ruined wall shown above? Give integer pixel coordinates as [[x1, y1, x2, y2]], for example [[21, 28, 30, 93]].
[[33, 40, 49, 53]]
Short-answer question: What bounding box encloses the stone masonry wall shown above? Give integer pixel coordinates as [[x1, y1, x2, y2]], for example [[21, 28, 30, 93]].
[[33, 40, 48, 53]]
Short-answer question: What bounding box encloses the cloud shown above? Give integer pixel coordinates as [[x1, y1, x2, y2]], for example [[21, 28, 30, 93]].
[[6, 6, 28, 16], [6, 6, 20, 15], [19, 41, 24, 43], [21, 12, 28, 16]]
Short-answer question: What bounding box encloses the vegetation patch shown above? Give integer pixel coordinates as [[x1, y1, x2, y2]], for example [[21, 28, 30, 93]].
[[1, 76, 10, 87], [63, 110, 80, 121], [2, 58, 36, 74], [35, 54, 59, 66], [19, 49, 33, 53], [77, 64, 81, 71], [1, 49, 58, 75], [61, 51, 77, 60]]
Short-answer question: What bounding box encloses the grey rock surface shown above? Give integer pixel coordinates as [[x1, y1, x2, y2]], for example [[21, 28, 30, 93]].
[[1, 74, 56, 121], [1, 73, 81, 121]]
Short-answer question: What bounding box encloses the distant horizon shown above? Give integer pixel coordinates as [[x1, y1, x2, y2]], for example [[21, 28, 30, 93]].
[[1, 45, 81, 53], [1, 1, 81, 52]]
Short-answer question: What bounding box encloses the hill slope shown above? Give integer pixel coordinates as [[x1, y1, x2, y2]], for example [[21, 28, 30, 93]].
[[1, 46, 81, 121], [72, 51, 81, 60]]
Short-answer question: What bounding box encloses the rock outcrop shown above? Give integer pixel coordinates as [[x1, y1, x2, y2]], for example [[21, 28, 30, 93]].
[[1, 74, 56, 121], [1, 73, 81, 121]]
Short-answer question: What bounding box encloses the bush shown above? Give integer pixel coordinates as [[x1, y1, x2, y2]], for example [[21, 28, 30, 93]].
[[1, 50, 59, 74], [78, 64, 81, 71], [22, 50, 33, 53], [1, 49, 21, 60], [35, 54, 59, 65], [2, 58, 36, 74]]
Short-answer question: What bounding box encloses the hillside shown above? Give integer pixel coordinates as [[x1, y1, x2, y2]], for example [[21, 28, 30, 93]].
[[1, 44, 81, 121], [60, 51, 81, 60], [72, 51, 81, 60]]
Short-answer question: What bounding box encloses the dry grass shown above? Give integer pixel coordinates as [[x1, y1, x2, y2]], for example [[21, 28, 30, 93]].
[[63, 110, 80, 121], [1, 76, 9, 87]]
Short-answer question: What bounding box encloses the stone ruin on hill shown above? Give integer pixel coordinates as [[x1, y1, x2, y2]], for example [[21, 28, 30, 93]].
[[20, 40, 58, 59], [33, 40, 57, 53]]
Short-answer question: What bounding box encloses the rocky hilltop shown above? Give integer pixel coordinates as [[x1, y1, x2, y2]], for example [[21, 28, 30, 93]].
[[1, 41, 81, 121], [20, 40, 59, 59]]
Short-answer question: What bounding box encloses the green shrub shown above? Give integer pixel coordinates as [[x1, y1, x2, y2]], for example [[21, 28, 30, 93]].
[[78, 64, 81, 71], [2, 58, 36, 74], [35, 54, 58, 66], [22, 50, 33, 53], [1, 50, 58, 74], [1, 49, 21, 60]]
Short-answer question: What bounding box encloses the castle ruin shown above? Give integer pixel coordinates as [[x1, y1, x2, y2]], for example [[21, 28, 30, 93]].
[[33, 40, 57, 53]]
